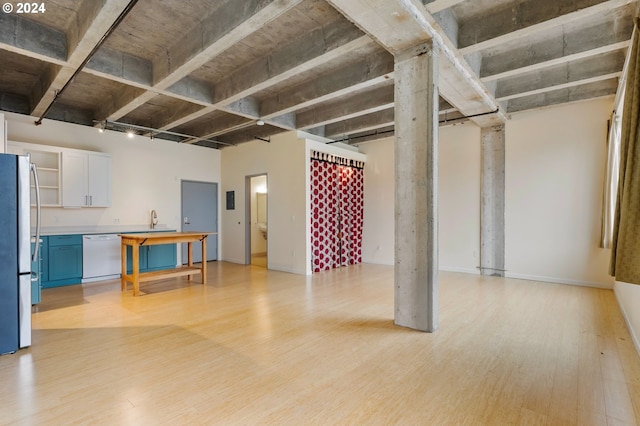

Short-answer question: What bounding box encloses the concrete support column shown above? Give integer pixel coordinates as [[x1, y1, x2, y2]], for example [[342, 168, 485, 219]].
[[480, 125, 506, 276], [394, 42, 439, 332]]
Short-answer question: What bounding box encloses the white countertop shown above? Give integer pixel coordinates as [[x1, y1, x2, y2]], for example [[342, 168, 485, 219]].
[[32, 224, 174, 236]]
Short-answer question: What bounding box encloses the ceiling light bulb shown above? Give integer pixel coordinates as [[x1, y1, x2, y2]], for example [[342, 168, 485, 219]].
[[256, 119, 265, 126], [98, 128, 104, 133], [127, 130, 135, 139]]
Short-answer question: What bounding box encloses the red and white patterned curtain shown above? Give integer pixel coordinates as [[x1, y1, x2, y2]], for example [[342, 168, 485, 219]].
[[310, 151, 364, 272]]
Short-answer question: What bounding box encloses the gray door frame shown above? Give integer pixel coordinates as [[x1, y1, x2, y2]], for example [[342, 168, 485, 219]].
[[181, 179, 218, 263], [245, 173, 267, 265]]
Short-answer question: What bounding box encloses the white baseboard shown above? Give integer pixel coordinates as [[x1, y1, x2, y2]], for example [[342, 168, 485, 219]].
[[220, 256, 246, 264], [82, 274, 120, 284], [269, 263, 307, 275], [362, 258, 394, 266], [613, 282, 640, 357], [504, 272, 613, 289], [439, 266, 480, 275]]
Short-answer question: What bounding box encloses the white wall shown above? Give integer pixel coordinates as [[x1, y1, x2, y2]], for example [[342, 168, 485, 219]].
[[359, 123, 481, 272], [505, 98, 614, 288], [360, 137, 395, 265], [221, 133, 366, 275], [438, 124, 481, 273], [5, 112, 220, 234], [359, 98, 614, 288], [220, 132, 307, 273], [615, 281, 640, 355]]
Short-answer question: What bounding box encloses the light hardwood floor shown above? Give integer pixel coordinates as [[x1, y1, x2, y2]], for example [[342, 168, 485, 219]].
[[1, 262, 639, 425]]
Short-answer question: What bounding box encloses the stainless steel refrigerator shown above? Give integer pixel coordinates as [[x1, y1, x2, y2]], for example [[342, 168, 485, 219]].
[[0, 153, 41, 355]]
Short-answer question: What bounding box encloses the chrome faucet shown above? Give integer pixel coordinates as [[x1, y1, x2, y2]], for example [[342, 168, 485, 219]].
[[150, 209, 158, 229]]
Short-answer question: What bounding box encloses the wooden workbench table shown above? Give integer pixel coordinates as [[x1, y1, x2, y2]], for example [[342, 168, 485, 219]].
[[119, 232, 210, 296]]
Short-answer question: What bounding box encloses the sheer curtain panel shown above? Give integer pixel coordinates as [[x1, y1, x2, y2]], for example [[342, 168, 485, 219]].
[[610, 18, 640, 284]]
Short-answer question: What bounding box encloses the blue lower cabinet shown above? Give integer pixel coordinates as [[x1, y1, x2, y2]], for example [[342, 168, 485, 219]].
[[127, 243, 176, 273], [40, 236, 48, 283], [42, 235, 82, 288], [147, 244, 177, 270], [41, 231, 177, 288]]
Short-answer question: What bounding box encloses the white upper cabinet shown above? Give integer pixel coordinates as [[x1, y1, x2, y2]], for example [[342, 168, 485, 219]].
[[87, 153, 111, 207], [9, 141, 112, 208], [62, 151, 112, 207], [62, 151, 88, 207]]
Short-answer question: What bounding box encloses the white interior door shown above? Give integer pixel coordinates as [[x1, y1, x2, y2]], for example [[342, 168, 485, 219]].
[[181, 180, 218, 263]]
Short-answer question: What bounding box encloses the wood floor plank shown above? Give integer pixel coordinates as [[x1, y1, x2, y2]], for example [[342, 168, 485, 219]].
[[0, 263, 638, 425]]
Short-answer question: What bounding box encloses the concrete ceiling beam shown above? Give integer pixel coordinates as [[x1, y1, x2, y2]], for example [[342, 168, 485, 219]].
[[153, 20, 370, 132], [87, 46, 153, 87], [97, 0, 302, 122], [211, 20, 367, 105], [223, 97, 261, 121], [30, 0, 132, 117], [216, 125, 282, 146], [324, 108, 395, 139], [481, 13, 634, 81], [495, 50, 626, 100], [459, 0, 634, 55], [0, 13, 67, 63], [429, 8, 459, 48], [504, 78, 618, 113], [499, 71, 621, 102], [423, 0, 466, 14], [181, 115, 253, 142], [151, 0, 304, 88], [165, 77, 213, 105], [181, 101, 299, 145], [146, 102, 205, 131], [297, 84, 394, 129], [95, 90, 156, 122], [295, 86, 454, 130], [300, 89, 456, 131], [327, 0, 506, 126], [260, 49, 394, 119]]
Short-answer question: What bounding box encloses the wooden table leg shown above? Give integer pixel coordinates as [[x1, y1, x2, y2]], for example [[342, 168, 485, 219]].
[[132, 243, 140, 296], [121, 242, 127, 291], [187, 241, 193, 281], [201, 237, 207, 284]]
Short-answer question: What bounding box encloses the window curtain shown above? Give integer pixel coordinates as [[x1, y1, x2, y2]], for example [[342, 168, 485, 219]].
[[601, 112, 622, 248], [610, 18, 640, 284], [310, 152, 364, 272]]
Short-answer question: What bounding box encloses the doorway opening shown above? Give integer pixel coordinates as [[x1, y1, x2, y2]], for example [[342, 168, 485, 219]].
[[245, 174, 268, 268]]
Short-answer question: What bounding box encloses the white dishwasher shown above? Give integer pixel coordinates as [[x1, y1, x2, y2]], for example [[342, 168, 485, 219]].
[[82, 234, 121, 282]]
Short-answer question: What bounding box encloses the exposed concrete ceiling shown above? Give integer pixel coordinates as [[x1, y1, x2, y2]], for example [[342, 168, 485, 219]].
[[0, 0, 637, 148]]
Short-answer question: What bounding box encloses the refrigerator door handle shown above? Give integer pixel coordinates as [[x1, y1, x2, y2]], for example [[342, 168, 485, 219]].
[[30, 162, 41, 262]]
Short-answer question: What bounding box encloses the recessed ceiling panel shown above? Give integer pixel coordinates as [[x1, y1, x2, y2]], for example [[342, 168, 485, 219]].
[[120, 94, 205, 129], [0, 49, 51, 96], [103, 0, 233, 61], [54, 71, 134, 112]]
